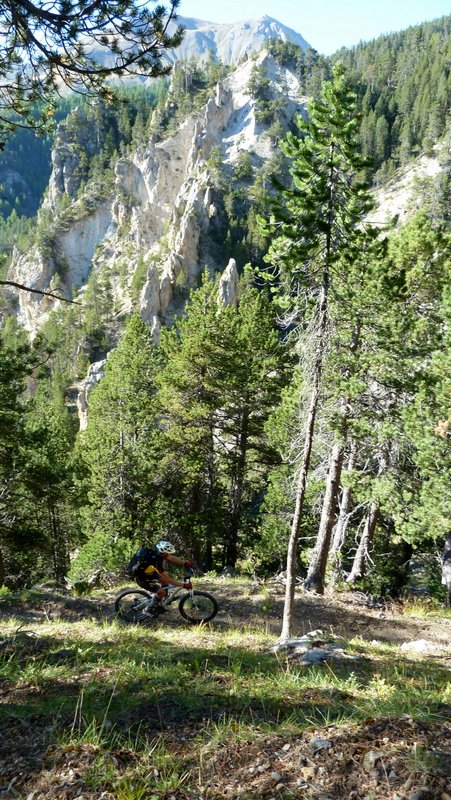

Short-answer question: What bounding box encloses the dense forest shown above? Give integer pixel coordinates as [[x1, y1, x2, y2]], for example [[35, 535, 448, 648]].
[[0, 16, 450, 613]]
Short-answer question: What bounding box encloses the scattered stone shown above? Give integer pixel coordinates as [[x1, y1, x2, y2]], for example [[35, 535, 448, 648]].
[[309, 737, 332, 753], [282, 743, 291, 752], [300, 766, 317, 779], [400, 639, 448, 656], [270, 771, 282, 782], [274, 630, 361, 665], [363, 750, 385, 771]]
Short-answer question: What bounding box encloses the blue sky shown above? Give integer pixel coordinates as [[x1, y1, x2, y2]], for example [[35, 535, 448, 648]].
[[178, 0, 450, 54]]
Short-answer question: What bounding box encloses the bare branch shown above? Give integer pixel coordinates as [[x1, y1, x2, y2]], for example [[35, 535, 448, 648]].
[[0, 280, 80, 304]]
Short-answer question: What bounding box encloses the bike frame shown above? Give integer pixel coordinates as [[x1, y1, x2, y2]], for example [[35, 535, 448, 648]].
[[134, 577, 194, 617], [159, 583, 193, 608]]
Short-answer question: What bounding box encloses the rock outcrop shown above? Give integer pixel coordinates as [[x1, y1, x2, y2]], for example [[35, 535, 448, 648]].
[[218, 259, 239, 308], [7, 50, 307, 339], [77, 359, 107, 431]]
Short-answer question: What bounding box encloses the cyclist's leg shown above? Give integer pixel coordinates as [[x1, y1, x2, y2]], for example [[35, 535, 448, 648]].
[[156, 572, 170, 600], [136, 576, 161, 603]]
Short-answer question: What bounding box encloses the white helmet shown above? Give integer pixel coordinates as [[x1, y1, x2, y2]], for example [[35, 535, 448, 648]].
[[155, 540, 176, 554]]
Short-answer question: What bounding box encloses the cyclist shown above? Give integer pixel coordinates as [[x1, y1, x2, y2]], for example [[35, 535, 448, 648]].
[[135, 540, 194, 609]]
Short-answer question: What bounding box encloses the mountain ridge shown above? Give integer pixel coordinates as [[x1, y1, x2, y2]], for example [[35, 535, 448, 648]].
[[166, 15, 311, 65]]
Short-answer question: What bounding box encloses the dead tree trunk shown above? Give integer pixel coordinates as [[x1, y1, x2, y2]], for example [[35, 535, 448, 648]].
[[0, 547, 5, 588], [304, 441, 345, 594], [330, 441, 356, 581], [442, 534, 451, 607], [346, 502, 380, 584], [280, 285, 328, 640]]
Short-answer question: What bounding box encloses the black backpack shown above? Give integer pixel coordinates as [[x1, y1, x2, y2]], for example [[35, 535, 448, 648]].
[[126, 546, 159, 579]]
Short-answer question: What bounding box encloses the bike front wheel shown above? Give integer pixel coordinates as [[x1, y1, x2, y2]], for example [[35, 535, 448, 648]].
[[115, 588, 154, 622], [178, 591, 218, 623]]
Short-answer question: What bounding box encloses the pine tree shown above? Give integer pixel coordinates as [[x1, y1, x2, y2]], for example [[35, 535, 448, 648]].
[[262, 64, 378, 636], [155, 271, 289, 567], [76, 314, 158, 575], [155, 276, 225, 563], [0, 338, 31, 586], [24, 372, 78, 584], [214, 278, 290, 566]]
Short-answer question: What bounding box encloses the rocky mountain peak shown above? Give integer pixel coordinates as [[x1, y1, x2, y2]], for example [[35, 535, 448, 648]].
[[165, 15, 311, 66]]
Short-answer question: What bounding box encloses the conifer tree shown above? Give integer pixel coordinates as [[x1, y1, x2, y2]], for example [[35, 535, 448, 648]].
[[155, 276, 224, 563], [155, 271, 289, 567], [0, 338, 31, 586], [262, 64, 378, 637], [76, 314, 158, 575], [214, 278, 290, 566], [24, 372, 78, 583]]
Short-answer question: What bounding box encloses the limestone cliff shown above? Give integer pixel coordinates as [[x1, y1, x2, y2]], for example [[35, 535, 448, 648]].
[[7, 50, 307, 338], [6, 45, 444, 342]]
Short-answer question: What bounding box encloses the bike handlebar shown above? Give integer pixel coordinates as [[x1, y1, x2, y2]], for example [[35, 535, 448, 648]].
[[183, 566, 205, 581]]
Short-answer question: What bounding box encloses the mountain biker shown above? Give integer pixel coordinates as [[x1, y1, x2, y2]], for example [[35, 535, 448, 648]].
[[135, 540, 194, 607]]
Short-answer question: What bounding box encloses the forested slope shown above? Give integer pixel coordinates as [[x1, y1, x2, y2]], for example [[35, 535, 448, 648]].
[[332, 15, 450, 179], [0, 17, 449, 609]]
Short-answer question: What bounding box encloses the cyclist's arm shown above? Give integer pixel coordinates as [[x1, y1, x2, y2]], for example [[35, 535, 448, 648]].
[[165, 554, 187, 567], [158, 571, 189, 588]]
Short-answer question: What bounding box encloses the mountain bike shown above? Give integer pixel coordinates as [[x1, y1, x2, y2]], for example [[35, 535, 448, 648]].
[[114, 568, 218, 624]]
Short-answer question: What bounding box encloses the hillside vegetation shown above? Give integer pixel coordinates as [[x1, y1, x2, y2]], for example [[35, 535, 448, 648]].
[[0, 20, 450, 617], [0, 579, 450, 799]]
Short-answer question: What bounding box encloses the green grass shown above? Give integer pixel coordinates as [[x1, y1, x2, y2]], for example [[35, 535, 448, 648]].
[[401, 595, 451, 619], [1, 589, 449, 799]]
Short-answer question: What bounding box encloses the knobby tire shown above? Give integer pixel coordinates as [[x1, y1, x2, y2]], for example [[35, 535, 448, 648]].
[[115, 588, 154, 622], [178, 591, 218, 623]]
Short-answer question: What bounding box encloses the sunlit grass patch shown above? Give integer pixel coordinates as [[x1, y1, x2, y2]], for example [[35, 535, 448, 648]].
[[401, 596, 451, 619], [1, 583, 450, 800]]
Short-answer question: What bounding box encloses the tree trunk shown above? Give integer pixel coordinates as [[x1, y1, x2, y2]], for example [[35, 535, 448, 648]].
[[203, 541, 213, 572], [224, 409, 249, 568], [331, 441, 356, 582], [304, 441, 345, 594], [0, 547, 5, 588], [280, 285, 328, 640], [50, 503, 69, 586], [346, 502, 380, 584], [443, 535, 451, 608], [203, 421, 216, 571]]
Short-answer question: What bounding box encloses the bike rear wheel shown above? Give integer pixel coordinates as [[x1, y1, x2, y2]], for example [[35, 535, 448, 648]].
[[115, 588, 155, 622], [178, 591, 218, 623]]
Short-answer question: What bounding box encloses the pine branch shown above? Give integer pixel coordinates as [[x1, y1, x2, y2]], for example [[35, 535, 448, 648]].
[[0, 280, 80, 304]]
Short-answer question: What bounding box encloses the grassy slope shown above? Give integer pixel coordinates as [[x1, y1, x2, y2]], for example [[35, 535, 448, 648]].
[[0, 579, 450, 800]]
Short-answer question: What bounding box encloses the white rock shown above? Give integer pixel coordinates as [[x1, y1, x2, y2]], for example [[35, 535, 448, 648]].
[[309, 737, 332, 752], [217, 259, 239, 308], [76, 359, 107, 430], [400, 639, 447, 656], [363, 750, 384, 771]]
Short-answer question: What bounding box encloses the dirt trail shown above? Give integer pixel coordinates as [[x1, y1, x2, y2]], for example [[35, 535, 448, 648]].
[[1, 580, 450, 800], [1, 578, 450, 648]]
